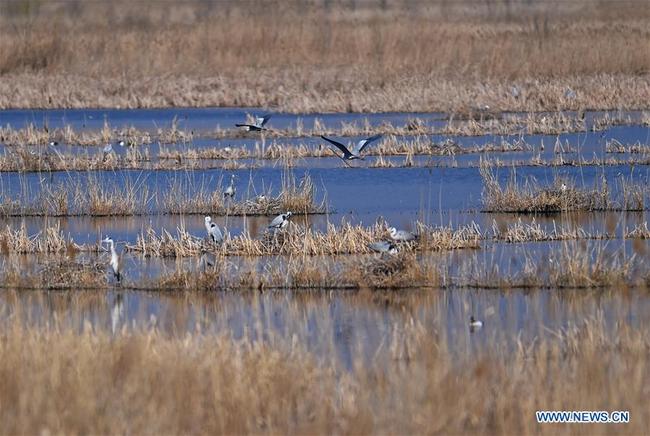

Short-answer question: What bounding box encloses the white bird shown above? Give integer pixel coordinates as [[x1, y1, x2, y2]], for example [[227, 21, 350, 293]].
[[268, 211, 293, 230], [236, 114, 272, 132], [204, 216, 224, 243], [561, 182, 568, 192], [102, 236, 122, 283], [368, 240, 398, 254], [470, 316, 483, 331], [224, 174, 236, 199], [49, 141, 59, 146], [388, 227, 418, 242], [321, 134, 382, 161], [118, 140, 126, 147]]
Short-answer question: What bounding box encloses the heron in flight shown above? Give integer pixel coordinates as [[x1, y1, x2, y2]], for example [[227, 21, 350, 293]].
[[268, 211, 292, 230], [236, 114, 272, 132], [204, 216, 224, 244], [224, 174, 236, 199], [321, 134, 382, 161], [102, 236, 122, 283], [388, 227, 418, 242]]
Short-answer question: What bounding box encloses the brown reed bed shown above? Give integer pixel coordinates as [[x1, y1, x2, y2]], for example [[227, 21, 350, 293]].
[[0, 171, 326, 217], [1, 0, 650, 113], [1, 310, 645, 435], [480, 163, 648, 213], [126, 221, 481, 258], [1, 110, 631, 148]]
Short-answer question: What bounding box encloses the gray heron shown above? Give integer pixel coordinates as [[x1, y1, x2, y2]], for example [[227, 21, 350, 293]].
[[388, 227, 418, 242], [102, 143, 114, 161], [268, 211, 292, 230], [224, 174, 236, 199], [236, 114, 272, 132], [320, 134, 382, 161], [102, 236, 122, 283], [204, 216, 224, 243], [368, 240, 398, 255]]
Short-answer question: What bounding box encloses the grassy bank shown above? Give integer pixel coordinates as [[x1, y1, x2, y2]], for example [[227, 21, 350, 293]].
[[0, 1, 648, 111]]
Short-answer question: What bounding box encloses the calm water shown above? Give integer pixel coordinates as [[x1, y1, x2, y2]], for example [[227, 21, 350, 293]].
[[1, 108, 649, 364]]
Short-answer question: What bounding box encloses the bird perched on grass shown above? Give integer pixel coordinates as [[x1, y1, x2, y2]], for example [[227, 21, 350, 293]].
[[102, 236, 122, 283], [268, 211, 293, 230], [321, 134, 382, 161], [224, 174, 236, 199], [204, 216, 224, 244], [236, 114, 272, 132], [388, 227, 418, 243]]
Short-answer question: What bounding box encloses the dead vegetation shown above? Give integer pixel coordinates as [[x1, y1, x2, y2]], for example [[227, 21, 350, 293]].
[[0, 1, 649, 112], [480, 163, 648, 213]]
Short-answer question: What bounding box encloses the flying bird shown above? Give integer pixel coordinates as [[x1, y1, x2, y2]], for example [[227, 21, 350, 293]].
[[321, 134, 382, 161], [204, 216, 224, 244], [236, 114, 272, 132]]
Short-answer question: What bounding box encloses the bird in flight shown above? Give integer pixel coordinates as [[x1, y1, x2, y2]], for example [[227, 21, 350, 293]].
[[320, 134, 382, 161], [236, 114, 272, 132]]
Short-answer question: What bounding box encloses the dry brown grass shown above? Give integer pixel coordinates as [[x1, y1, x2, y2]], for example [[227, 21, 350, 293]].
[[480, 163, 648, 213], [0, 1, 648, 112], [127, 221, 481, 258], [0, 308, 647, 434]]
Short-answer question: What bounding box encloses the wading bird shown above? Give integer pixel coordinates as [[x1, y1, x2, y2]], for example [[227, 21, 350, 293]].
[[224, 174, 236, 199], [321, 134, 382, 161], [236, 114, 272, 132], [368, 240, 398, 255], [102, 236, 122, 283], [268, 211, 292, 230], [388, 227, 418, 242], [204, 216, 224, 244], [102, 143, 113, 161], [469, 316, 483, 331]]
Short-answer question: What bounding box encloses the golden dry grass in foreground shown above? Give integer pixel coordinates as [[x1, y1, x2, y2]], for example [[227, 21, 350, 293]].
[[0, 316, 647, 434], [0, 1, 648, 111]]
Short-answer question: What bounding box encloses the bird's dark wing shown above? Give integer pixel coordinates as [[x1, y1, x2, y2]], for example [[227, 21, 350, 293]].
[[321, 135, 351, 158], [355, 134, 382, 154], [259, 114, 272, 127], [236, 123, 254, 128]]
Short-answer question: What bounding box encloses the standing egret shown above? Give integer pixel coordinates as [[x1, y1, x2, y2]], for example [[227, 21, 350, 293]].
[[204, 216, 224, 243], [102, 236, 122, 283], [224, 174, 236, 199], [388, 227, 418, 242], [236, 114, 272, 132], [268, 211, 293, 230], [320, 134, 382, 161]]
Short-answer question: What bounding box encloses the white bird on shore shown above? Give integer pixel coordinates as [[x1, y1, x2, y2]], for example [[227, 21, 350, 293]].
[[470, 316, 483, 331], [102, 236, 122, 283], [561, 182, 568, 192], [204, 216, 224, 243], [224, 174, 236, 199], [268, 211, 293, 230], [321, 134, 382, 161], [236, 114, 272, 132], [388, 227, 418, 242]]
